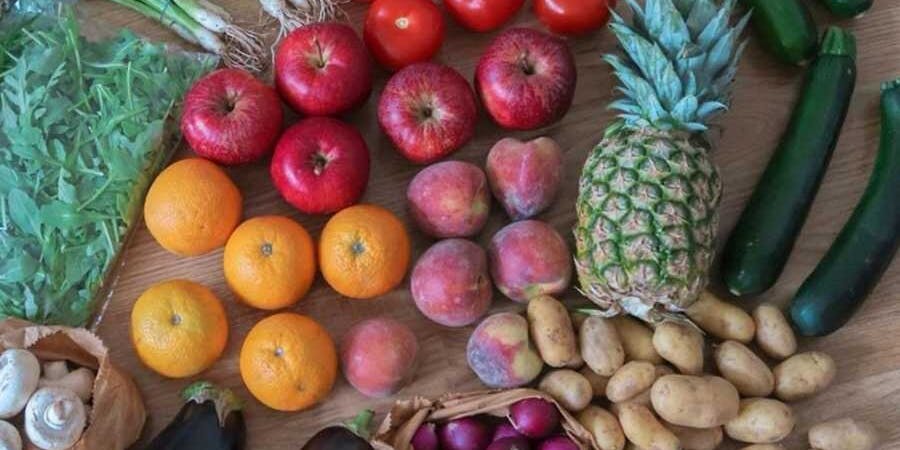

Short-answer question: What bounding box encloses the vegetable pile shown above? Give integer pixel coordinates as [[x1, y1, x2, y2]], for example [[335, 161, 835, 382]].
[[0, 3, 215, 326]]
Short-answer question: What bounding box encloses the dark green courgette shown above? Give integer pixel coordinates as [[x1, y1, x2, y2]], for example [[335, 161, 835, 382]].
[[790, 78, 900, 336], [818, 0, 874, 18], [741, 0, 818, 65], [721, 27, 857, 297]]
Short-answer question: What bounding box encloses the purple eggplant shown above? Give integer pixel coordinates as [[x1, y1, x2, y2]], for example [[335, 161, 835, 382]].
[[302, 410, 374, 450], [144, 382, 245, 450]]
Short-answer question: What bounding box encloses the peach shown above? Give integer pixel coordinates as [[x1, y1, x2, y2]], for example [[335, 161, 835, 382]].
[[489, 220, 572, 303], [341, 317, 418, 398], [466, 312, 543, 388], [407, 161, 491, 238], [486, 137, 563, 220], [411, 239, 493, 327]]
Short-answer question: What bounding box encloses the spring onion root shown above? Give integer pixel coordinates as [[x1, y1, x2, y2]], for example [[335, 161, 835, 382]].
[[259, 0, 303, 41], [260, 0, 349, 43]]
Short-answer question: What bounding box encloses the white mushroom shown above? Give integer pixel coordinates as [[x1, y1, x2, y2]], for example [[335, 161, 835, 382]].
[[0, 349, 40, 418], [41, 362, 68, 382], [24, 387, 86, 450], [38, 368, 94, 403], [0, 420, 22, 450]]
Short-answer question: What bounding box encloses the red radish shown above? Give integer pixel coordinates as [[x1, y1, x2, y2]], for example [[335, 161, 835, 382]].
[[378, 63, 477, 164], [487, 437, 531, 450], [181, 68, 283, 166], [275, 22, 373, 116], [492, 423, 524, 442], [411, 423, 440, 450], [536, 436, 578, 450], [270, 117, 370, 214], [439, 417, 492, 450], [508, 399, 560, 439]]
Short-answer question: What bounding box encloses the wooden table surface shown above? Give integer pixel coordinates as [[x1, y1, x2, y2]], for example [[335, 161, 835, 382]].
[[77, 0, 900, 448]]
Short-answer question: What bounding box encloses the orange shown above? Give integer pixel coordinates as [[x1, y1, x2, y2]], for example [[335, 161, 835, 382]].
[[224, 216, 316, 310], [319, 204, 411, 299], [144, 158, 242, 256], [130, 279, 228, 378], [239, 313, 337, 411]]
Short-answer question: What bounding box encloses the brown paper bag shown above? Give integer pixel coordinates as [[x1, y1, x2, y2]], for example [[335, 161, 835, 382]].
[[0, 319, 146, 450], [372, 389, 598, 450]]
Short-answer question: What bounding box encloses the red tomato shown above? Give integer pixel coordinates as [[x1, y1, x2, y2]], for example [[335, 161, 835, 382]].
[[364, 0, 445, 71], [443, 0, 525, 32], [533, 0, 616, 35]]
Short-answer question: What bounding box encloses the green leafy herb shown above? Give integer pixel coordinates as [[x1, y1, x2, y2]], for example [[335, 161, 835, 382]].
[[0, 4, 216, 326]]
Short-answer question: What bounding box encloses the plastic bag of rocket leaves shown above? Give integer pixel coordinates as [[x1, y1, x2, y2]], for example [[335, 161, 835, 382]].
[[0, 3, 217, 326]]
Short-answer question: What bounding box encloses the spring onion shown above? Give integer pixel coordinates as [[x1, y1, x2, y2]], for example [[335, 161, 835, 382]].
[[259, 0, 349, 41]]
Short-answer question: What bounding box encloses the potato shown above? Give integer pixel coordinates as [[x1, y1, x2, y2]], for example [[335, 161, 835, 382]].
[[725, 398, 794, 444], [653, 321, 704, 374], [528, 296, 578, 367], [714, 340, 774, 397], [617, 403, 679, 450], [740, 445, 785, 450], [686, 291, 755, 343], [808, 417, 879, 450], [578, 406, 625, 450], [612, 316, 663, 364], [607, 361, 657, 403], [571, 310, 588, 329], [663, 422, 723, 450], [581, 316, 625, 376], [580, 366, 610, 398], [753, 304, 797, 360], [650, 375, 740, 428], [567, 348, 585, 369], [539, 369, 592, 412], [773, 351, 836, 401], [615, 365, 674, 407]]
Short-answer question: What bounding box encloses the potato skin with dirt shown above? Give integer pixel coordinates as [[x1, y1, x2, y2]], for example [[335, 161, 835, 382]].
[[686, 291, 755, 343], [581, 316, 625, 376], [773, 351, 836, 401], [606, 361, 657, 403], [539, 369, 592, 412], [612, 316, 662, 364], [714, 340, 774, 397], [725, 398, 795, 444], [808, 417, 879, 450], [341, 317, 419, 398], [528, 295, 578, 367], [653, 321, 704, 375], [617, 403, 679, 450], [578, 406, 625, 450], [466, 312, 543, 388], [753, 304, 797, 360], [650, 374, 740, 428], [664, 422, 723, 450]]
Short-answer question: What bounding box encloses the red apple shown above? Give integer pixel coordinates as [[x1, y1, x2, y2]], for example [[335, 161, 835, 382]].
[[275, 22, 373, 116], [475, 28, 576, 130], [378, 63, 477, 164], [270, 117, 370, 214], [181, 68, 283, 165], [486, 137, 564, 220]]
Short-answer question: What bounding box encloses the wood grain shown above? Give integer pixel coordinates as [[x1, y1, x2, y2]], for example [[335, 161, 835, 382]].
[[75, 0, 900, 448]]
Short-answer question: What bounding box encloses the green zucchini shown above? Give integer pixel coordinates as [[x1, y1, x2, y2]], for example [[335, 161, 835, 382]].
[[721, 27, 857, 297], [741, 0, 818, 65], [790, 78, 900, 336], [818, 0, 874, 18]]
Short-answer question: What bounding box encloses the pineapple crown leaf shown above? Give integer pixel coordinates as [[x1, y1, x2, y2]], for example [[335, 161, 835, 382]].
[[606, 0, 751, 132]]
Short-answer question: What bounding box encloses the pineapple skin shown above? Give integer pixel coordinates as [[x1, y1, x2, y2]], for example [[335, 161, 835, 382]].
[[575, 124, 722, 321]]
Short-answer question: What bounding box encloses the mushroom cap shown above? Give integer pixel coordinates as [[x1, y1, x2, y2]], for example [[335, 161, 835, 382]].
[[38, 368, 95, 403], [0, 420, 22, 450], [24, 387, 86, 450], [41, 362, 68, 382], [0, 349, 40, 418]]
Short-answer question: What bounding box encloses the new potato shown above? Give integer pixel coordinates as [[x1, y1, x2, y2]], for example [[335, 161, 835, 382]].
[[808, 417, 879, 450], [617, 403, 679, 450], [578, 406, 625, 450], [580, 366, 610, 397], [664, 422, 723, 450], [606, 361, 657, 403], [653, 321, 704, 374], [753, 304, 797, 360], [581, 316, 625, 376], [725, 398, 794, 444], [773, 351, 836, 401], [650, 375, 740, 428], [686, 291, 755, 343], [612, 316, 663, 364], [740, 445, 785, 450], [714, 340, 775, 397], [528, 295, 578, 367], [539, 369, 592, 412]]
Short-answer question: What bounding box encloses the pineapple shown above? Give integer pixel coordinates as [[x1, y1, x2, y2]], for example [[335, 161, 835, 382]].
[[575, 0, 750, 323]]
